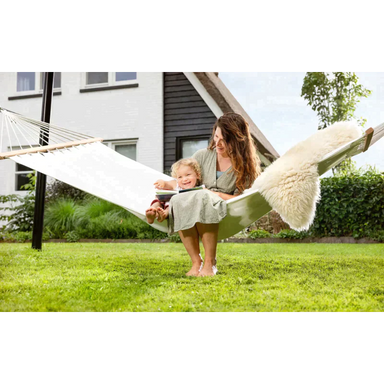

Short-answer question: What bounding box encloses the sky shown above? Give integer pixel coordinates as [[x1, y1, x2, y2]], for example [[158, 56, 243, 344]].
[[219, 72, 384, 173]]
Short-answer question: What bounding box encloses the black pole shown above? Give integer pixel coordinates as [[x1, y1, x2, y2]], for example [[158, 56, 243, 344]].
[[32, 72, 54, 250]]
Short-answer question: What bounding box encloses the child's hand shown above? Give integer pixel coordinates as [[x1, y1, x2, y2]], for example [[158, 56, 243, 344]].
[[154, 179, 166, 189]]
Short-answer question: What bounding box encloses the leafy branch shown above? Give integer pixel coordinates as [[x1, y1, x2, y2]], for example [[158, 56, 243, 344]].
[[301, 72, 371, 130]]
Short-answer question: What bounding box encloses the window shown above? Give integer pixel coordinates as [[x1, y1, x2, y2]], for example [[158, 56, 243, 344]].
[[40, 73, 62, 89], [15, 164, 34, 191], [87, 72, 108, 85], [84, 72, 137, 87], [114, 143, 137, 160], [16, 72, 62, 92], [115, 72, 137, 82], [176, 136, 210, 160], [103, 140, 137, 161], [17, 72, 35, 92]]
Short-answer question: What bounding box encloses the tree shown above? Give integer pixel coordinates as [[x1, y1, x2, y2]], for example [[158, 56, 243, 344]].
[[301, 72, 371, 172], [301, 72, 371, 130]]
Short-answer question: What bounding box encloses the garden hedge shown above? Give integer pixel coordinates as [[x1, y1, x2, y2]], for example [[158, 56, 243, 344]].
[[311, 168, 384, 238]]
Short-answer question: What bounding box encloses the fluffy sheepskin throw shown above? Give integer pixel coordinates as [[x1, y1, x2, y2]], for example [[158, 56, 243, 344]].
[[252, 121, 362, 231]]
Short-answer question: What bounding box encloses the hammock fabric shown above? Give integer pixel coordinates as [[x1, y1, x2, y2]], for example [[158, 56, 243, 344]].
[[0, 107, 383, 240]]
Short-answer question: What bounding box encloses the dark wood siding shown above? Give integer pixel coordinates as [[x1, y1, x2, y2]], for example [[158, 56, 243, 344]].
[[163, 72, 216, 171]]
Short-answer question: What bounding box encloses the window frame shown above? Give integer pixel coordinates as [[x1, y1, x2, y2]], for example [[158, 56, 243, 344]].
[[39, 72, 62, 91], [103, 139, 138, 161], [15, 72, 62, 95], [8, 68, 63, 100], [176, 135, 211, 161], [81, 72, 138, 90]]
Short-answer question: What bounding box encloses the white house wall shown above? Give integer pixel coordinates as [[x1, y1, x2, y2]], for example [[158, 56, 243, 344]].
[[0, 72, 164, 198]]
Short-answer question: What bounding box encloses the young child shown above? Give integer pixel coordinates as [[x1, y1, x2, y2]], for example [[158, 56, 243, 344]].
[[145, 158, 202, 224]]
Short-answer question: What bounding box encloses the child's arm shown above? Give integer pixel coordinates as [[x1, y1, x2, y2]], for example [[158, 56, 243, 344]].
[[154, 179, 177, 190]]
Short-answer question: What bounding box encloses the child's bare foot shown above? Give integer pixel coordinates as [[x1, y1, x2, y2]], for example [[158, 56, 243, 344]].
[[198, 264, 218, 277], [186, 262, 203, 277], [145, 207, 158, 224], [157, 207, 168, 223]]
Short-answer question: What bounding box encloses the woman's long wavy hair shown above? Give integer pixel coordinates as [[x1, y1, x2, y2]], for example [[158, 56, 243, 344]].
[[208, 112, 261, 193]]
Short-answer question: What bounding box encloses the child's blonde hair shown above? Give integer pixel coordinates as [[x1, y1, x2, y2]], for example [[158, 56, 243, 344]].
[[171, 158, 202, 186]]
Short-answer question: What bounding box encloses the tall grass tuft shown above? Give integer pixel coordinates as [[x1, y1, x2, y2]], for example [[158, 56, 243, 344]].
[[44, 197, 167, 240], [44, 199, 78, 237]]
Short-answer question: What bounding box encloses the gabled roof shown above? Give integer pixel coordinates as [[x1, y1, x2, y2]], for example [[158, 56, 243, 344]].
[[193, 72, 280, 161]]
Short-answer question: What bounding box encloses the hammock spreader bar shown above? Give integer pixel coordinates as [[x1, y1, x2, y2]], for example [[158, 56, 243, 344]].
[[0, 137, 104, 160]]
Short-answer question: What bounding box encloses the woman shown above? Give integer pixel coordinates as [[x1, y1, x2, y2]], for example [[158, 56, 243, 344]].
[[169, 112, 261, 276]]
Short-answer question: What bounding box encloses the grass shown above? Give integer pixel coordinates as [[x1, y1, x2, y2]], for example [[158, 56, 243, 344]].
[[1, 243, 384, 312]]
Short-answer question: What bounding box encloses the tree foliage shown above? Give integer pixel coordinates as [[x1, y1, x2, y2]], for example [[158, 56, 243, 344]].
[[301, 72, 371, 172], [301, 72, 371, 130]]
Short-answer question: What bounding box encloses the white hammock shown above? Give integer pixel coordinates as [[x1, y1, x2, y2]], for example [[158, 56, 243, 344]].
[[0, 107, 383, 240]]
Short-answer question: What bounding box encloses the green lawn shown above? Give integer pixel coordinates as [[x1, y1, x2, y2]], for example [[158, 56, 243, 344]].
[[1, 243, 384, 311]]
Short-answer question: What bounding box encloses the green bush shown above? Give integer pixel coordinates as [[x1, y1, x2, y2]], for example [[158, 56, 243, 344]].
[[77, 212, 136, 239], [367, 230, 384, 242], [274, 229, 309, 239], [0, 173, 35, 232], [44, 199, 78, 237], [312, 166, 384, 238], [46, 180, 88, 204], [43, 197, 167, 240], [248, 229, 271, 239], [0, 230, 50, 243], [0, 193, 35, 232], [168, 233, 181, 243]]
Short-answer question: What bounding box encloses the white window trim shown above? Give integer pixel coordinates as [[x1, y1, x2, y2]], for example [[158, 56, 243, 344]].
[[81, 72, 138, 90], [14, 72, 62, 96], [103, 139, 138, 160]]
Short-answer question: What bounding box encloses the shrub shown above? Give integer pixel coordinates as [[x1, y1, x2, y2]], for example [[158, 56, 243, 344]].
[[0, 173, 35, 232], [274, 229, 309, 239], [65, 231, 81, 243], [248, 229, 271, 239], [13, 231, 33, 243], [44, 199, 78, 237], [77, 198, 122, 219], [43, 197, 167, 240], [46, 180, 88, 204], [312, 166, 384, 238], [0, 193, 35, 232], [77, 212, 136, 239], [168, 233, 181, 243], [367, 230, 384, 242]]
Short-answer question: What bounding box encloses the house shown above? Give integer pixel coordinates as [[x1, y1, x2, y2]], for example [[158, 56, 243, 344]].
[[163, 72, 279, 170], [0, 72, 279, 199]]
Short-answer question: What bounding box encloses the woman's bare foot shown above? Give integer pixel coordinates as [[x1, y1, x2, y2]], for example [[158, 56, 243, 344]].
[[157, 207, 169, 223], [198, 264, 218, 277], [186, 261, 203, 277], [145, 207, 158, 224]]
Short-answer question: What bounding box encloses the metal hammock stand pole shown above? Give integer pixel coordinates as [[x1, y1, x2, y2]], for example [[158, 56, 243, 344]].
[[32, 72, 54, 251]]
